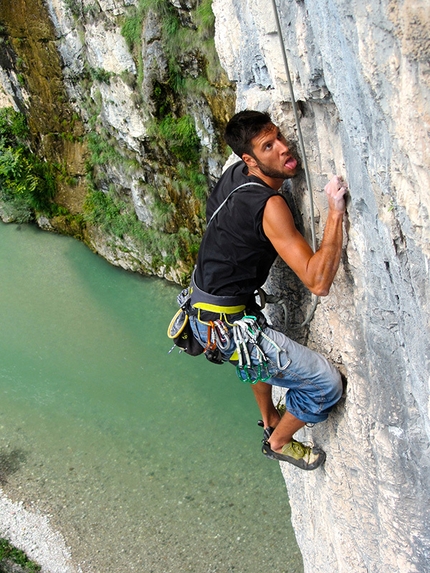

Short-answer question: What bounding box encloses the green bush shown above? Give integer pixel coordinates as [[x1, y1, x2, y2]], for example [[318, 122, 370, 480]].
[[84, 186, 131, 237], [0, 108, 56, 220], [89, 67, 112, 83], [121, 13, 142, 51], [195, 0, 215, 33], [86, 131, 122, 166], [0, 538, 41, 572], [156, 114, 201, 163]]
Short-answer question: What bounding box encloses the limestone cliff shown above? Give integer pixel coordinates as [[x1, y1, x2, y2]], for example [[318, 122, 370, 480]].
[[211, 0, 429, 571], [0, 0, 429, 572]]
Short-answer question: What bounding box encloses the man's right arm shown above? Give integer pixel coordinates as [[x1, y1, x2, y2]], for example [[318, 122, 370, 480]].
[[262, 176, 347, 296]]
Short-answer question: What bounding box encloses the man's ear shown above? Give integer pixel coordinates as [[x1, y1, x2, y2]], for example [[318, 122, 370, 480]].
[[242, 153, 257, 168]]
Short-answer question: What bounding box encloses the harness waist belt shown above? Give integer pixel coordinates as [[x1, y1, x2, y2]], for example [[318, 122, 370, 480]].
[[190, 272, 249, 314]]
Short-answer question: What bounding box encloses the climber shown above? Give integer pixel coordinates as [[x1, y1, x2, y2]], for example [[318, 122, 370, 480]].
[[188, 110, 347, 470]]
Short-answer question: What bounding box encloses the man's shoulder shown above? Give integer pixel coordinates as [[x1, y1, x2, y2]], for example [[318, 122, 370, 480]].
[[218, 160, 271, 192], [221, 155, 244, 175], [206, 160, 275, 219], [220, 159, 246, 185], [210, 160, 246, 202]]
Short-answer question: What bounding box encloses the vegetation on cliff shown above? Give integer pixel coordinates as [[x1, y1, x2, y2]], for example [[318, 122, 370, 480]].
[[80, 0, 233, 281], [0, 0, 235, 283], [0, 107, 57, 222]]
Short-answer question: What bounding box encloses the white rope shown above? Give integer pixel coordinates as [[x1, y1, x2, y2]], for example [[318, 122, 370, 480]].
[[271, 0, 320, 326]]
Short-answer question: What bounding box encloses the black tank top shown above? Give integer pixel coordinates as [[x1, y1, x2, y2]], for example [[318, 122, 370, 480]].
[[195, 161, 282, 299]]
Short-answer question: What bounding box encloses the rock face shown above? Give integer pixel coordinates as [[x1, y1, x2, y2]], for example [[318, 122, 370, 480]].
[[0, 0, 429, 571], [212, 0, 430, 571]]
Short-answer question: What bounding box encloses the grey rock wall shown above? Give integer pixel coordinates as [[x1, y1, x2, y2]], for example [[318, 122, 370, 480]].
[[212, 0, 430, 571]]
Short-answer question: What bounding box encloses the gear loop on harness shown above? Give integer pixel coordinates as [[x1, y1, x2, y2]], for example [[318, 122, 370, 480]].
[[256, 288, 289, 333]]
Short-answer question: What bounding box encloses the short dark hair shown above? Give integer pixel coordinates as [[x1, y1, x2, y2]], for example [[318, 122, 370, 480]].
[[224, 110, 272, 158]]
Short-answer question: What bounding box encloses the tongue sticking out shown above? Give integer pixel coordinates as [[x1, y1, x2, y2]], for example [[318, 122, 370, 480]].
[[285, 157, 298, 171]]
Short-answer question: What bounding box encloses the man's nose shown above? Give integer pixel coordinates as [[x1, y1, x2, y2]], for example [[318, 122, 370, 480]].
[[277, 139, 289, 154]]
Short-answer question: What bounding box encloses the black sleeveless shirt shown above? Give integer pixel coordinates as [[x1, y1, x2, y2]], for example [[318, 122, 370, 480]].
[[195, 161, 282, 299]]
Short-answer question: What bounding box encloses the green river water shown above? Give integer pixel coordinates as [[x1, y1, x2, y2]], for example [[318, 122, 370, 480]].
[[0, 221, 303, 573]]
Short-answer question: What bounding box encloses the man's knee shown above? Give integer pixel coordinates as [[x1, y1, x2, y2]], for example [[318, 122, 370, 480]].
[[326, 365, 343, 406]]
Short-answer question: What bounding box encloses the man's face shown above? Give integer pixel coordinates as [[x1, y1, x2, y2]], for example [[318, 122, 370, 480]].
[[249, 123, 298, 180]]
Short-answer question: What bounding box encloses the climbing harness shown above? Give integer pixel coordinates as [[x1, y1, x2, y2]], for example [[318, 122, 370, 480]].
[[271, 0, 320, 327], [257, 288, 288, 332], [168, 272, 291, 382], [189, 270, 248, 315], [167, 288, 204, 356]]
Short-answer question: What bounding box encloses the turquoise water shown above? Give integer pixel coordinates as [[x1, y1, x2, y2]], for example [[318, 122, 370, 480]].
[[0, 222, 303, 573]]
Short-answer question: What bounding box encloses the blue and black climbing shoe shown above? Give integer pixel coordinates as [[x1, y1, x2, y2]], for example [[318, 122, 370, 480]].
[[262, 439, 326, 471], [257, 420, 275, 442], [263, 426, 275, 441]]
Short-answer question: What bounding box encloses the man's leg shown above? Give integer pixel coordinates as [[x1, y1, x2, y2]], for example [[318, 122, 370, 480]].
[[267, 411, 305, 452], [252, 381, 324, 470], [251, 382, 305, 450], [252, 326, 343, 427], [251, 381, 281, 430], [249, 326, 342, 470]]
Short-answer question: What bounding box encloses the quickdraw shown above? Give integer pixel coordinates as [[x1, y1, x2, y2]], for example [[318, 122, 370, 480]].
[[232, 315, 289, 384]]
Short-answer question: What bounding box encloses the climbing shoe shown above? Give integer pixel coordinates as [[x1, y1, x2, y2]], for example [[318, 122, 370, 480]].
[[262, 439, 326, 471], [263, 426, 275, 441], [257, 420, 275, 442]]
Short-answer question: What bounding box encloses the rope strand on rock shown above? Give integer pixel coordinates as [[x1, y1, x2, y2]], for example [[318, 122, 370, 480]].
[[271, 0, 319, 327]]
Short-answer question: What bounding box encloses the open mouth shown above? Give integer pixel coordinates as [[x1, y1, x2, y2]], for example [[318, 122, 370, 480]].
[[284, 157, 298, 171]]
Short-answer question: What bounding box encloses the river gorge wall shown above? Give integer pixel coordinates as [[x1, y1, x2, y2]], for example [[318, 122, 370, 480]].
[[0, 0, 235, 283], [0, 1, 429, 572], [216, 1, 429, 572]]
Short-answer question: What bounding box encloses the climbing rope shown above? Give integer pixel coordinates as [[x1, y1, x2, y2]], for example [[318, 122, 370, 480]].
[[271, 0, 320, 327]]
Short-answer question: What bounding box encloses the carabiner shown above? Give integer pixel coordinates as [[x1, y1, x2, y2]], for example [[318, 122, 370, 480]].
[[213, 319, 230, 350], [236, 364, 257, 384]]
